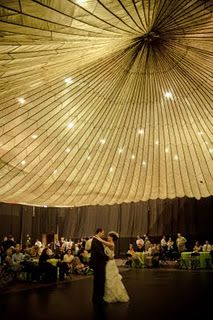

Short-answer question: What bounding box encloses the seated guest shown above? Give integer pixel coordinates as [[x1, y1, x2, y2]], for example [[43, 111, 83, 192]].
[[78, 248, 90, 266], [4, 247, 22, 278], [72, 256, 89, 275], [193, 241, 202, 252], [126, 243, 142, 267], [4, 247, 14, 268], [29, 245, 40, 259], [12, 244, 25, 264], [61, 249, 74, 278], [202, 240, 211, 252], [39, 247, 57, 282]]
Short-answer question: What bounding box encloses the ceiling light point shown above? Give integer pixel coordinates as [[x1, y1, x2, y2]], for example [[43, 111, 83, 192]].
[[138, 129, 144, 135], [100, 139, 106, 145], [18, 97, 26, 104], [32, 134, 38, 139], [64, 77, 73, 84], [164, 91, 173, 99], [21, 160, 26, 165], [67, 122, 74, 129], [131, 155, 135, 160]]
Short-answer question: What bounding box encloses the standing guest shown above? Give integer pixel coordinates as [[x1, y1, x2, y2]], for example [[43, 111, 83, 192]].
[[202, 240, 211, 252], [85, 236, 93, 253], [144, 236, 151, 252], [136, 235, 144, 252], [160, 235, 167, 251], [2, 235, 15, 251], [25, 234, 31, 248], [90, 228, 108, 305], [12, 244, 25, 264], [167, 237, 175, 260], [176, 233, 187, 253]]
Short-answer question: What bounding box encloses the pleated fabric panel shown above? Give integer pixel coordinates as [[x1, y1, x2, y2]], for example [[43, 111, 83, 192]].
[[0, 0, 212, 207]]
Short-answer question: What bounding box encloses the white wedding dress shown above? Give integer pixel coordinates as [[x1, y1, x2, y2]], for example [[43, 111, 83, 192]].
[[103, 246, 129, 303]]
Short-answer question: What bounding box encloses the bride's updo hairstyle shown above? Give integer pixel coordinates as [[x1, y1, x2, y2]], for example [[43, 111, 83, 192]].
[[108, 231, 119, 242]]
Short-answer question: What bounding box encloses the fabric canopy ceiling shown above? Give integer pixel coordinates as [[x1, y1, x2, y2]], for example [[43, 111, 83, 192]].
[[0, 0, 212, 207]]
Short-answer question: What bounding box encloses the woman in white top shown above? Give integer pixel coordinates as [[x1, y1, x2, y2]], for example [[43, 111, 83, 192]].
[[94, 231, 129, 303]]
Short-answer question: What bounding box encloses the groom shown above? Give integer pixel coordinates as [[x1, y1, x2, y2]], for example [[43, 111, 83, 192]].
[[90, 228, 108, 305]]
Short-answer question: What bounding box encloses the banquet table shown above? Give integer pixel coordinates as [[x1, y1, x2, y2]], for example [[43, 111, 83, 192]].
[[180, 252, 212, 269], [132, 252, 147, 268]]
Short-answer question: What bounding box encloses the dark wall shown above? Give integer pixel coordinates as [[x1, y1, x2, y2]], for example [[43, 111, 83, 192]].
[[0, 196, 212, 251]]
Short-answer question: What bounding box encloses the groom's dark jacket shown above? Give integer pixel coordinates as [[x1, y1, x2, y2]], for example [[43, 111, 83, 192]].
[[89, 237, 108, 269]]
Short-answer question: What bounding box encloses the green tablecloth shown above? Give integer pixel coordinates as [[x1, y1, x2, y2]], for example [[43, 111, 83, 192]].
[[180, 252, 212, 269], [132, 252, 147, 268], [47, 258, 59, 267]]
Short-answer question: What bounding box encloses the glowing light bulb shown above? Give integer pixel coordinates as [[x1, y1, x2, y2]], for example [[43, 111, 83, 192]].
[[100, 139, 106, 145], [138, 129, 144, 135], [18, 97, 26, 104], [68, 122, 74, 129], [164, 91, 173, 99], [64, 77, 73, 84]]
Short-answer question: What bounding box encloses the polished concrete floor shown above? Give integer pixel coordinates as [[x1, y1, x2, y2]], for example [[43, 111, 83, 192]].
[[1, 268, 212, 320]]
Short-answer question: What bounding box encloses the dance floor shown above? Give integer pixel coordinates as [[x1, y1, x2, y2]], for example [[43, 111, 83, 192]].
[[1, 267, 212, 320]]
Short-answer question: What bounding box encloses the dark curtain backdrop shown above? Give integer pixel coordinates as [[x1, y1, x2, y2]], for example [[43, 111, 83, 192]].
[[0, 196, 212, 252]]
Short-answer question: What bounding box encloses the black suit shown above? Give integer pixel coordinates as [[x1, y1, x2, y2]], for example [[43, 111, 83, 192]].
[[90, 237, 108, 304]]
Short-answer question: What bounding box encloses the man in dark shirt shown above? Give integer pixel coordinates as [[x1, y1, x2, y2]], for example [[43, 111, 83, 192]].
[[90, 228, 108, 305]]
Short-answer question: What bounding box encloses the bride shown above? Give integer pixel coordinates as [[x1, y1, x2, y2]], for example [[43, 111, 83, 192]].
[[94, 231, 129, 303]]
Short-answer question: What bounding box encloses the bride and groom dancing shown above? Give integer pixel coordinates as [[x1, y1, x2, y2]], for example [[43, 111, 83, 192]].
[[90, 227, 129, 305]]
